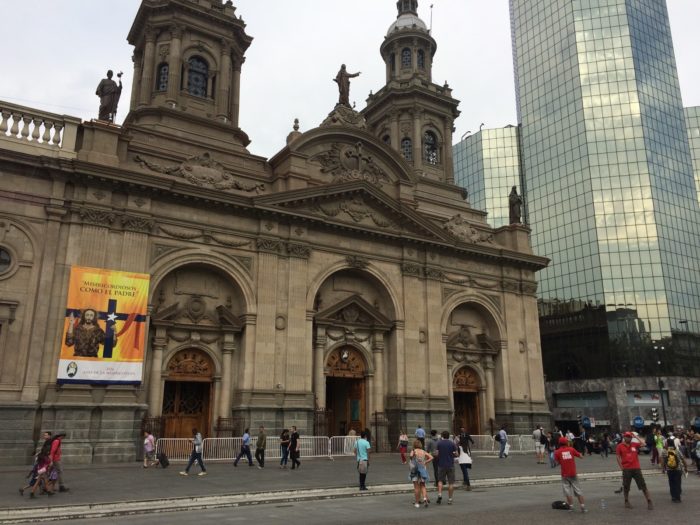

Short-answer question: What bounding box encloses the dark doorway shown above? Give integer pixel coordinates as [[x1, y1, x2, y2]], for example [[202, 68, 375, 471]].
[[453, 391, 480, 434], [326, 377, 365, 436], [162, 381, 211, 438]]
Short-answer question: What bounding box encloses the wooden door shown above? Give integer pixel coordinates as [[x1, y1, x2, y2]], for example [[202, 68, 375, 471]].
[[162, 381, 211, 438], [453, 392, 480, 435]]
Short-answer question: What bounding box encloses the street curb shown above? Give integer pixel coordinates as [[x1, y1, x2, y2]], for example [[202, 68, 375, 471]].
[[0, 469, 660, 523]]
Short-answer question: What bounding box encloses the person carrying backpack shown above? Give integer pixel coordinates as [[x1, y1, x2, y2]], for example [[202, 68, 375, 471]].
[[533, 425, 546, 464], [662, 438, 688, 503]]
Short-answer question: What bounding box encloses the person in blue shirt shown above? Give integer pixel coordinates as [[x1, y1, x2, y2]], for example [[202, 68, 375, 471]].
[[233, 428, 254, 467], [435, 430, 458, 504], [354, 430, 371, 491], [415, 425, 426, 448]]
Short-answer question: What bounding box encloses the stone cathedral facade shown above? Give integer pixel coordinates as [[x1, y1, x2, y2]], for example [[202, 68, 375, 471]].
[[0, 0, 549, 464]]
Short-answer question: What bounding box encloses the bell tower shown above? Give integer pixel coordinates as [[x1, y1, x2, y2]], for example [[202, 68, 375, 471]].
[[125, 0, 253, 152], [363, 0, 460, 182]]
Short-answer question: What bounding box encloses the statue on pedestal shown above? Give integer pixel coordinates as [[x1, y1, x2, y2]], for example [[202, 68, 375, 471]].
[[333, 64, 360, 107], [96, 70, 123, 122], [509, 185, 523, 224]]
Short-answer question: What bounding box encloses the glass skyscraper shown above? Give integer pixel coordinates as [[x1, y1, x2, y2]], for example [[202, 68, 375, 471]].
[[453, 126, 522, 229], [686, 106, 700, 204], [500, 0, 700, 429]]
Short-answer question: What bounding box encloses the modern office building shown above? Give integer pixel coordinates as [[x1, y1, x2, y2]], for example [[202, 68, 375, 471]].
[[686, 106, 700, 204], [503, 0, 700, 431], [453, 125, 522, 229]]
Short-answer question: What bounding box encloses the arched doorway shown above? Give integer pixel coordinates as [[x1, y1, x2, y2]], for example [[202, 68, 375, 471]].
[[325, 346, 367, 436], [453, 366, 480, 434], [162, 349, 214, 438]]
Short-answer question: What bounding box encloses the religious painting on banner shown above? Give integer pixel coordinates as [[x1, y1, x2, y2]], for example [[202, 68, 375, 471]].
[[57, 266, 150, 384]]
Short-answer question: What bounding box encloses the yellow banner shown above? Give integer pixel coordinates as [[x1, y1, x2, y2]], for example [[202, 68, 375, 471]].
[[57, 266, 150, 384]]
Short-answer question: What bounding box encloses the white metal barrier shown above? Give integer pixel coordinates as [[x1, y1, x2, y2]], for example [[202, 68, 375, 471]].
[[298, 436, 331, 458], [155, 438, 193, 462], [329, 435, 359, 456]]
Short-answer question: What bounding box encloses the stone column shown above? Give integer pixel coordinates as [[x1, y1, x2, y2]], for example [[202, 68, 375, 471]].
[[212, 376, 222, 433], [447, 364, 455, 413], [372, 332, 385, 414], [314, 329, 327, 409], [443, 117, 454, 182], [478, 386, 488, 434], [219, 333, 235, 419], [390, 112, 399, 149], [148, 327, 167, 416], [217, 40, 232, 120], [413, 110, 423, 172], [230, 60, 242, 126], [166, 25, 183, 105], [139, 27, 157, 107], [131, 52, 142, 110], [483, 355, 496, 423]]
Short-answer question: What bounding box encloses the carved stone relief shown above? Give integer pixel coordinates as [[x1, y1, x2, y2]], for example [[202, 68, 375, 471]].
[[442, 214, 494, 244], [309, 142, 391, 187]]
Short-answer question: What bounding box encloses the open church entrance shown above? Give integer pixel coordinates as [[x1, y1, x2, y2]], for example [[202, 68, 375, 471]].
[[453, 367, 480, 434], [326, 346, 367, 436], [161, 349, 213, 438]]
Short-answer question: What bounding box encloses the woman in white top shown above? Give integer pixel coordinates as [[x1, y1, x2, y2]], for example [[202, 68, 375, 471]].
[[457, 437, 473, 490]]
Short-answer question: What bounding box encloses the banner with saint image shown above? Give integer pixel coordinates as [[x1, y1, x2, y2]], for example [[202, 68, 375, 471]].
[[57, 266, 150, 384]]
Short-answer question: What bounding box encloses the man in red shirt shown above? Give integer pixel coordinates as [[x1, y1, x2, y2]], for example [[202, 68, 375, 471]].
[[553, 436, 587, 512], [616, 431, 652, 509], [49, 432, 69, 492]]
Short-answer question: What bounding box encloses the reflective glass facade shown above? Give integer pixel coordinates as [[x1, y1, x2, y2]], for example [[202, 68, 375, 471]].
[[509, 0, 700, 381], [685, 106, 700, 205], [453, 126, 522, 228]]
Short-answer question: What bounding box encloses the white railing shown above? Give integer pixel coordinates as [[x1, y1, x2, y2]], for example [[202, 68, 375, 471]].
[[0, 100, 80, 157], [155, 434, 543, 462]]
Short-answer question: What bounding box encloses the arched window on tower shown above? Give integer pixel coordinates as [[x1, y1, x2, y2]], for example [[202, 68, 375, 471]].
[[417, 49, 425, 69], [390, 53, 396, 73], [401, 48, 412, 68], [187, 56, 209, 98], [401, 137, 413, 161], [156, 63, 169, 91], [423, 131, 439, 165]]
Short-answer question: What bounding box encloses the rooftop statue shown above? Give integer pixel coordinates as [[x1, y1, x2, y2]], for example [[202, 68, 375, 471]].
[[333, 64, 360, 107], [509, 185, 523, 224], [96, 70, 123, 122]]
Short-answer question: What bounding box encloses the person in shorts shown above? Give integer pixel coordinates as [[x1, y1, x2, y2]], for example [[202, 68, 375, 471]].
[[533, 425, 546, 464], [143, 430, 156, 468], [616, 431, 653, 510], [553, 436, 587, 512], [435, 430, 458, 505]]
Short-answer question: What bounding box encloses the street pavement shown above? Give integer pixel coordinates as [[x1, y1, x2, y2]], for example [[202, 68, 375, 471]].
[[1, 451, 697, 523]]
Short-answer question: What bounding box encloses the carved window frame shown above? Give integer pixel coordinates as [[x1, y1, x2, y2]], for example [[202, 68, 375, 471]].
[[186, 56, 209, 98], [401, 137, 413, 161], [401, 48, 412, 68], [423, 130, 440, 165], [417, 49, 425, 69], [156, 62, 169, 91]]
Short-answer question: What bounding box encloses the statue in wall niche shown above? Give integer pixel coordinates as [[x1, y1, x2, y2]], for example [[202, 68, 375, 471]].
[[96, 70, 123, 122], [334, 64, 360, 106], [447, 324, 478, 349], [509, 185, 523, 224]]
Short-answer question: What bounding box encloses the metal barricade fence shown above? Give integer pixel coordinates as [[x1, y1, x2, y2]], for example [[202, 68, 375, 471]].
[[203, 437, 240, 462], [298, 436, 330, 458], [469, 435, 496, 454], [329, 435, 359, 456], [155, 438, 193, 463]]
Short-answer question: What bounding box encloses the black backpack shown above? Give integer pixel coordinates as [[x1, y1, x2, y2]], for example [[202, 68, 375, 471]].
[[540, 432, 548, 445], [552, 501, 570, 510]]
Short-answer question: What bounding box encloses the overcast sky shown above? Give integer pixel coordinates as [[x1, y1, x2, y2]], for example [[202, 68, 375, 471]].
[[1, 0, 698, 159]]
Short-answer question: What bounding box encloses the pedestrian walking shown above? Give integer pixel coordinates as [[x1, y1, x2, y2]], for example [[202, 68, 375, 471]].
[[553, 436, 587, 512], [233, 428, 254, 467], [289, 425, 301, 470], [497, 426, 508, 458], [29, 450, 55, 498], [408, 438, 433, 508], [279, 428, 290, 469], [49, 432, 69, 492], [397, 429, 409, 464], [457, 426, 475, 455], [547, 431, 557, 467], [435, 430, 458, 505], [415, 425, 426, 449], [143, 430, 157, 468], [661, 438, 688, 502], [426, 429, 439, 486], [533, 425, 546, 464], [616, 431, 653, 509], [354, 430, 371, 491], [255, 425, 267, 469], [456, 437, 473, 490], [179, 428, 207, 476]]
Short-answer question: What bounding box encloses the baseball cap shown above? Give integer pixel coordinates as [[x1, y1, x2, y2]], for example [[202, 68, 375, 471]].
[[623, 431, 633, 438], [558, 436, 568, 445]]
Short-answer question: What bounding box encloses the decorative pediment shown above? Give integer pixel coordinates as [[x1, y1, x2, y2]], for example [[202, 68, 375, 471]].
[[152, 301, 242, 332], [315, 294, 392, 331], [309, 142, 390, 187], [254, 181, 453, 243], [443, 213, 495, 244], [134, 152, 265, 194]]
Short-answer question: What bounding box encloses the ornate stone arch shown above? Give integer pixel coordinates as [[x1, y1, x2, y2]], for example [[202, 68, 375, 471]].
[[180, 47, 219, 74], [306, 259, 403, 321], [149, 248, 255, 313], [441, 291, 505, 341], [452, 364, 485, 392], [324, 340, 374, 377], [162, 341, 222, 380]]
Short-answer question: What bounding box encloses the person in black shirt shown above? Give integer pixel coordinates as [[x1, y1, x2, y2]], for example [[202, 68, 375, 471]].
[[289, 426, 301, 470]]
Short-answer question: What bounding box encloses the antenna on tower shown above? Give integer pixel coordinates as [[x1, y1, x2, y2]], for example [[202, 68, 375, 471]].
[[430, 4, 434, 33]]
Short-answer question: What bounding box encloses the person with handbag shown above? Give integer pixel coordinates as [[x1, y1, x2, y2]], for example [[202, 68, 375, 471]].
[[397, 430, 409, 464], [408, 439, 433, 508], [457, 437, 473, 490], [354, 430, 371, 491]]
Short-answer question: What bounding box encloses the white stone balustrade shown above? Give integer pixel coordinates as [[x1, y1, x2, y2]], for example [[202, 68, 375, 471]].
[[0, 100, 81, 158]]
